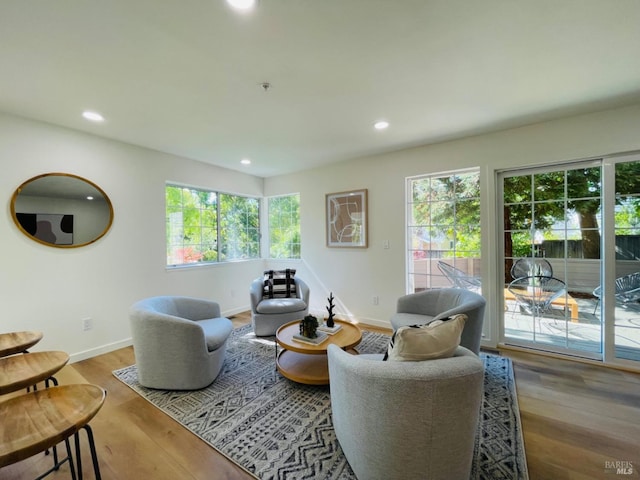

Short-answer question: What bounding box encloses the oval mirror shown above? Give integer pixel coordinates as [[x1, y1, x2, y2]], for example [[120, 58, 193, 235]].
[[10, 173, 114, 248]]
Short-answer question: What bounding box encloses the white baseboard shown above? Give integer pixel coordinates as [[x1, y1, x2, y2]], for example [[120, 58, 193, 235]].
[[351, 316, 392, 331], [70, 338, 133, 364], [223, 305, 252, 317], [69, 307, 248, 364], [68, 309, 391, 364], [306, 307, 392, 331], [69, 306, 248, 364]]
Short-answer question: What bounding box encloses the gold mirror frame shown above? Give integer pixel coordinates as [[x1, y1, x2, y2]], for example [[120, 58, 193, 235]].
[[10, 173, 114, 248]]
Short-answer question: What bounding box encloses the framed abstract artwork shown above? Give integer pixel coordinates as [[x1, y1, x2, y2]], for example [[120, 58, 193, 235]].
[[326, 189, 368, 248], [16, 213, 74, 245]]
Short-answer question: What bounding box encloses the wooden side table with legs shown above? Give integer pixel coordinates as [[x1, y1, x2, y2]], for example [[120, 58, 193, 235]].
[[1, 350, 71, 475], [0, 350, 69, 395], [0, 384, 107, 480], [0, 330, 43, 357]]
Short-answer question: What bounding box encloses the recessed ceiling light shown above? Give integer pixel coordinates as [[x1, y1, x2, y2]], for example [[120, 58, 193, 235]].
[[241, 158, 251, 165], [226, 0, 256, 11], [374, 120, 389, 130], [82, 111, 105, 122], [86, 196, 94, 200]]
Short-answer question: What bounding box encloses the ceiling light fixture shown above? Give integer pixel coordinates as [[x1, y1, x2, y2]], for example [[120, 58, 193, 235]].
[[82, 111, 105, 122], [374, 120, 389, 130], [226, 0, 256, 11], [241, 158, 251, 165]]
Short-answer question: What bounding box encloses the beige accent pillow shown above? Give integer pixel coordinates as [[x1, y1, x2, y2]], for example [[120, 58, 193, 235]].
[[386, 314, 467, 362]]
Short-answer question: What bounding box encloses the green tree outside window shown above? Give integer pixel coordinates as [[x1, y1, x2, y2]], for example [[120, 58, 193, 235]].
[[268, 194, 300, 259], [166, 185, 259, 266]]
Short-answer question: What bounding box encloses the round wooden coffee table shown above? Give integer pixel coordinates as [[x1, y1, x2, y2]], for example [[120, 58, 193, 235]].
[[275, 319, 362, 385]]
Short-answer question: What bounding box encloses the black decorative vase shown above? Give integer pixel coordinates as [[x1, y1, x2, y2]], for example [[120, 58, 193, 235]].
[[326, 292, 336, 328]]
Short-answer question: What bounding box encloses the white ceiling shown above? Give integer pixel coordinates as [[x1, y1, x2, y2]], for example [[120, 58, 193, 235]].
[[2, 1, 640, 178]]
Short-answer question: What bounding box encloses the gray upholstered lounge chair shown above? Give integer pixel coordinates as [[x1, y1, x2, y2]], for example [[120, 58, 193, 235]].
[[328, 344, 484, 480], [129, 296, 233, 390], [249, 273, 310, 336], [390, 288, 486, 354]]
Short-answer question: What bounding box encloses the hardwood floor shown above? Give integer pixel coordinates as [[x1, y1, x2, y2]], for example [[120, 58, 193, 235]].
[[501, 349, 640, 480], [3, 313, 640, 479]]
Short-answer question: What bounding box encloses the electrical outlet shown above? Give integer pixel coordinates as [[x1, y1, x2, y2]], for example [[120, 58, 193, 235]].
[[82, 317, 93, 331], [372, 296, 379, 305]]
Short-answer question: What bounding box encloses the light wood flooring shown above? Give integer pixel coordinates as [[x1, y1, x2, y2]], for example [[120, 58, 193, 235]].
[[3, 312, 640, 480]]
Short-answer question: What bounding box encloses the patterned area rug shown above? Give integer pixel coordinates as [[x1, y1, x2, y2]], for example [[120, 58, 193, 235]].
[[113, 325, 528, 479]]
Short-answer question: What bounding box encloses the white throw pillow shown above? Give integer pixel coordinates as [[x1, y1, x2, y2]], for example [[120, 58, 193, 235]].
[[386, 314, 466, 362]]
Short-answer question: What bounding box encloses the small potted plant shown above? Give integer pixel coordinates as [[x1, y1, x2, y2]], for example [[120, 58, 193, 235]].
[[300, 315, 319, 339]]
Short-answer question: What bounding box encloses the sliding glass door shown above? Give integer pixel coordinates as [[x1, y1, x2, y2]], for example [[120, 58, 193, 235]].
[[499, 155, 640, 366], [612, 159, 640, 362]]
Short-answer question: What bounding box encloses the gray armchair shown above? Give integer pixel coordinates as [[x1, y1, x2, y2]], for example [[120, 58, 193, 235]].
[[249, 275, 310, 336], [328, 344, 484, 480], [129, 296, 233, 390], [390, 288, 486, 354]]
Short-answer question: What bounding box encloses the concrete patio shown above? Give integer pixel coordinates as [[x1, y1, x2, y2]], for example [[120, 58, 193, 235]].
[[504, 296, 640, 362]]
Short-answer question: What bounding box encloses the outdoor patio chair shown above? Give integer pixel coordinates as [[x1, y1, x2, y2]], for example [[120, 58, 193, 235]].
[[510, 258, 553, 281], [592, 271, 640, 313], [437, 261, 482, 293], [507, 276, 567, 317]]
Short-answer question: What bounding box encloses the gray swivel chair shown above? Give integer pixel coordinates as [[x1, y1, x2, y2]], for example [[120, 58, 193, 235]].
[[390, 288, 486, 354], [249, 271, 310, 336], [328, 344, 484, 480], [129, 296, 233, 390]]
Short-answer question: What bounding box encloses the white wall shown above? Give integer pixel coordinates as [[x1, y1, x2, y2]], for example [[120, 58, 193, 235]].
[[1, 112, 264, 362], [265, 103, 640, 345], [3, 103, 640, 361]]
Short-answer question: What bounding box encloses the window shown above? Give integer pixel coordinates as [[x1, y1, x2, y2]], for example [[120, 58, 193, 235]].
[[407, 169, 481, 293], [268, 194, 301, 259], [166, 184, 260, 266]]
